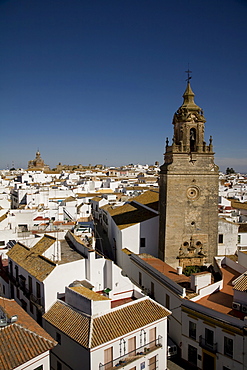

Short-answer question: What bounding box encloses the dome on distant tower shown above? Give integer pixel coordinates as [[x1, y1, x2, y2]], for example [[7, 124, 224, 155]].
[[28, 150, 49, 171]]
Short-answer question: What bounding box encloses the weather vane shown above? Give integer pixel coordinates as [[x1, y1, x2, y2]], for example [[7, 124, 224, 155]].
[[185, 66, 192, 82]]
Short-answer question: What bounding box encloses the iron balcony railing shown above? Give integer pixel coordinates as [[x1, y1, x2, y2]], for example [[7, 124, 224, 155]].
[[99, 336, 162, 370], [199, 335, 217, 353], [9, 274, 19, 287], [9, 274, 44, 310]]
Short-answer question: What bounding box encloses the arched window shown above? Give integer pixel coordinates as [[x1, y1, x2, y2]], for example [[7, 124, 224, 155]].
[[190, 128, 196, 152]]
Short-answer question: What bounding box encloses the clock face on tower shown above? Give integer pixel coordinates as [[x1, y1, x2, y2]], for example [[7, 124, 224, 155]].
[[186, 186, 200, 200]]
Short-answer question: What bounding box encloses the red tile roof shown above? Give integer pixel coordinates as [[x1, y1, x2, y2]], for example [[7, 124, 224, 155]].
[[0, 298, 56, 369], [196, 266, 244, 318]]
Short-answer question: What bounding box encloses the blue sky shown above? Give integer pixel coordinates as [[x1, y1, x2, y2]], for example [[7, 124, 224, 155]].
[[1, 0, 247, 172]]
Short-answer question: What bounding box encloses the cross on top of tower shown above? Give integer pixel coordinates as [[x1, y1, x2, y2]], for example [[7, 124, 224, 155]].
[[185, 68, 192, 82]]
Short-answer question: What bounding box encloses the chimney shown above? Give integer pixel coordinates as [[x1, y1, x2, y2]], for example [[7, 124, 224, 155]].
[[177, 266, 183, 275]]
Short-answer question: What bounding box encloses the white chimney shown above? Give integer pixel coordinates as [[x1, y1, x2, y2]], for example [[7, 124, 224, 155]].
[[177, 266, 183, 275]]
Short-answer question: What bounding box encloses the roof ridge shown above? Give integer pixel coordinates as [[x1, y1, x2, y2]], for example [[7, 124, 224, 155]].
[[0, 322, 57, 344], [10, 322, 57, 345]]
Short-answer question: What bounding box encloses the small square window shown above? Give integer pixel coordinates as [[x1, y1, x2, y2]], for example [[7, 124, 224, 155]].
[[219, 234, 223, 244], [189, 321, 196, 339], [34, 366, 43, 370], [56, 332, 61, 345], [140, 238, 146, 248], [224, 336, 233, 358]]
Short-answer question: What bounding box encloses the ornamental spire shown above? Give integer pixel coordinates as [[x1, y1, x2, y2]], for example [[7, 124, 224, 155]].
[[182, 81, 200, 110]]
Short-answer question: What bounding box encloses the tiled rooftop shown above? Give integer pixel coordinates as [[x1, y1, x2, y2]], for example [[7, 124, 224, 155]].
[[111, 297, 136, 308], [233, 273, 247, 292], [70, 286, 110, 301], [7, 235, 84, 279], [139, 254, 190, 286], [0, 298, 56, 370], [7, 236, 56, 281], [196, 266, 244, 319], [110, 202, 158, 230], [43, 297, 170, 348]]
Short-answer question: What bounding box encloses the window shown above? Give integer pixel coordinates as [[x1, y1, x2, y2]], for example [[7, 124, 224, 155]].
[[219, 234, 224, 244], [128, 336, 136, 356], [57, 361, 62, 370], [36, 282, 41, 299], [149, 356, 157, 370], [28, 276, 32, 294], [140, 237, 146, 248], [34, 366, 43, 370], [224, 336, 233, 358], [15, 265, 19, 281], [0, 241, 4, 246], [104, 347, 113, 369], [56, 332, 61, 344], [151, 281, 155, 299], [205, 328, 214, 346], [9, 261, 13, 276], [238, 235, 241, 244], [189, 321, 196, 339], [166, 294, 170, 310], [19, 275, 26, 290], [139, 272, 142, 286], [149, 327, 156, 347], [188, 344, 197, 366], [30, 301, 34, 314], [16, 287, 20, 299]]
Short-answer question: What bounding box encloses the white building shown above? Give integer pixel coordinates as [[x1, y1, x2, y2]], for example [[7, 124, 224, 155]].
[[103, 190, 159, 266], [7, 234, 85, 324], [181, 257, 247, 370], [43, 286, 170, 370]]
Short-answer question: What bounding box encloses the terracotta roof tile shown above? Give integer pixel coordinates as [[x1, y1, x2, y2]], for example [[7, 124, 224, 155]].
[[0, 297, 54, 340], [0, 298, 56, 370], [43, 301, 91, 347], [7, 235, 56, 281], [107, 192, 158, 230], [43, 298, 170, 348], [0, 324, 56, 370], [233, 273, 247, 292]]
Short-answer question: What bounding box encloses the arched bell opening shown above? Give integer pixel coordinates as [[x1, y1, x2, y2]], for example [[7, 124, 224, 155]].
[[190, 128, 196, 152]]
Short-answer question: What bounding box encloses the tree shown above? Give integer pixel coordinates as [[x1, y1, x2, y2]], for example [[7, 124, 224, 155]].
[[226, 167, 235, 175]]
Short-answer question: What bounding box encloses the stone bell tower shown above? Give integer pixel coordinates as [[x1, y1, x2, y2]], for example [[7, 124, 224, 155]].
[[158, 81, 219, 268]]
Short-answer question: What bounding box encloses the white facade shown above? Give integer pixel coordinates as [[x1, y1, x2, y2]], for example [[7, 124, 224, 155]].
[[181, 300, 247, 370], [15, 350, 51, 370], [218, 218, 238, 255], [44, 290, 170, 370]]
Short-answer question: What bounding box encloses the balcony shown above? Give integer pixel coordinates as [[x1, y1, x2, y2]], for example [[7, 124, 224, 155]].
[[99, 336, 162, 370], [9, 274, 44, 311], [30, 293, 44, 312], [9, 274, 20, 287], [199, 335, 217, 353]]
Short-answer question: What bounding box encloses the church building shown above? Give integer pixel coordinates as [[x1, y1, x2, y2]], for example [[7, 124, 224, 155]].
[[28, 150, 50, 171], [158, 81, 219, 268]]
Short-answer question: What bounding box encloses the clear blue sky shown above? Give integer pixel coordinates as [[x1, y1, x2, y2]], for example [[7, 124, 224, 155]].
[[1, 0, 247, 172]]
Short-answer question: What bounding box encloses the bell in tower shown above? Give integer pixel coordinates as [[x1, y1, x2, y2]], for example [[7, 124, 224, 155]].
[[158, 78, 219, 268]]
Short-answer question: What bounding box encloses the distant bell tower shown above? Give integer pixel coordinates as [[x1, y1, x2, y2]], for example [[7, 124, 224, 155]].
[[158, 78, 219, 268]]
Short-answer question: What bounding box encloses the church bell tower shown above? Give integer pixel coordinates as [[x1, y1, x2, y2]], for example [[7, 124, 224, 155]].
[[158, 80, 219, 268]]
